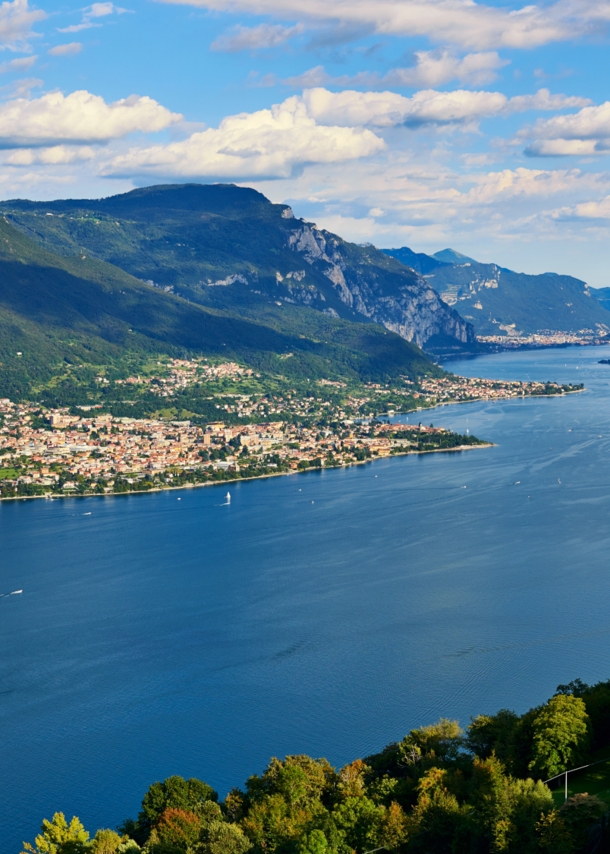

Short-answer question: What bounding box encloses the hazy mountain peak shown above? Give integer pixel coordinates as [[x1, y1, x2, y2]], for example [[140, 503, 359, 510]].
[[433, 248, 478, 265]]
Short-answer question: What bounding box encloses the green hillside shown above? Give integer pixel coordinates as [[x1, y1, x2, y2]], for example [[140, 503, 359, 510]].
[[0, 216, 438, 401], [0, 184, 474, 351]]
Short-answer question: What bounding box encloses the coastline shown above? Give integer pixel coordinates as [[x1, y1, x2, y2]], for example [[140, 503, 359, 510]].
[[1, 385, 583, 505], [0, 442, 494, 503]]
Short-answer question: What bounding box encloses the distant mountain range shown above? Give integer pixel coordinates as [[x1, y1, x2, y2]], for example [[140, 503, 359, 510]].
[[383, 246, 610, 338]]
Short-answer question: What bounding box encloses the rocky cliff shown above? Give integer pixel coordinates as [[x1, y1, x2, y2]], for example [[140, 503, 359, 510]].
[[0, 184, 475, 352]]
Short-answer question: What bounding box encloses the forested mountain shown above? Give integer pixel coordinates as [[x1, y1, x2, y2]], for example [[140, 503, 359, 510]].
[[0, 216, 439, 399], [0, 184, 474, 353], [382, 246, 610, 337]]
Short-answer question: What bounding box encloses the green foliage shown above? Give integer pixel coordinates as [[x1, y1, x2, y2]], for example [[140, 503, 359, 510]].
[[398, 719, 463, 767], [529, 695, 590, 779], [22, 812, 90, 854], [89, 829, 123, 854], [197, 819, 253, 854], [0, 189, 444, 401], [134, 775, 217, 843], [28, 675, 610, 854]]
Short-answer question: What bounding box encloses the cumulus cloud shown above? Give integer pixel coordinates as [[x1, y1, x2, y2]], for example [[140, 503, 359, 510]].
[[48, 41, 82, 55], [211, 22, 303, 51], [0, 0, 46, 51], [5, 144, 96, 164], [103, 95, 385, 179], [160, 0, 610, 51], [0, 89, 181, 147], [284, 51, 509, 89], [57, 2, 128, 33], [299, 87, 589, 130], [551, 196, 610, 220], [522, 102, 610, 156]]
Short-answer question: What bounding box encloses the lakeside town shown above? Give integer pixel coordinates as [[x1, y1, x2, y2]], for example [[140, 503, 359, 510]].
[[0, 362, 583, 499]]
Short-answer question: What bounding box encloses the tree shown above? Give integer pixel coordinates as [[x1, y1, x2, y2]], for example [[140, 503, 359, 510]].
[[332, 795, 385, 852], [559, 794, 606, 851], [296, 830, 329, 854], [148, 808, 202, 852], [89, 829, 122, 854], [467, 710, 520, 769], [528, 695, 590, 778], [398, 720, 463, 767], [408, 768, 465, 854], [136, 776, 217, 841], [198, 820, 252, 854], [21, 813, 90, 854]]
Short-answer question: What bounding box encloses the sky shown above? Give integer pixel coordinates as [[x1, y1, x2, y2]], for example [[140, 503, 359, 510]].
[[1, 0, 610, 285]]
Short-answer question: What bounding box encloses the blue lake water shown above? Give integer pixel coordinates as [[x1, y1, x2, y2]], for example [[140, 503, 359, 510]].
[[3, 346, 610, 850]]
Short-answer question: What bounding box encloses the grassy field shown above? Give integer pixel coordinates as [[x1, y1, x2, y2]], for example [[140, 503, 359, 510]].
[[549, 750, 610, 807]]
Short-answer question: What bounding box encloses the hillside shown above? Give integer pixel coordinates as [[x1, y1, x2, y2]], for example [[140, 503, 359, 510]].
[[0, 184, 474, 353], [382, 246, 610, 338], [0, 217, 441, 400], [592, 287, 610, 312]]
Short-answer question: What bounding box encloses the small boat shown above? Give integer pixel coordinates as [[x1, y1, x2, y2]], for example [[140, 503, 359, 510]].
[[225, 492, 231, 503], [10, 590, 22, 595]]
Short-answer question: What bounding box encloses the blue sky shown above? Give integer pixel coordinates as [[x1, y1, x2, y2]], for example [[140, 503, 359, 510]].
[[2, 0, 610, 285]]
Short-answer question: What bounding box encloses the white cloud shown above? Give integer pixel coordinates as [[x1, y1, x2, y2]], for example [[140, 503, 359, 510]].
[[0, 89, 181, 147], [159, 0, 610, 51], [298, 87, 589, 130], [551, 196, 610, 220], [0, 0, 46, 51], [522, 102, 610, 156], [382, 50, 509, 87], [211, 22, 303, 51], [5, 144, 96, 164], [284, 51, 509, 89], [103, 95, 385, 179], [48, 41, 82, 56], [0, 52, 35, 71], [57, 2, 128, 33]]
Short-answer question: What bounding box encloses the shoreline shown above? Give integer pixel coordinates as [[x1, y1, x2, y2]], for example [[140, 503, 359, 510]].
[[0, 442, 494, 503], [1, 386, 583, 505]]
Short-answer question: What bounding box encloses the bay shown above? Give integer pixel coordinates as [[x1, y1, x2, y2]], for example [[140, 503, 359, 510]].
[[2, 345, 610, 850]]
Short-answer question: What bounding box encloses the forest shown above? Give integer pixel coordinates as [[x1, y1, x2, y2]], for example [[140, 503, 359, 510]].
[[21, 678, 610, 854]]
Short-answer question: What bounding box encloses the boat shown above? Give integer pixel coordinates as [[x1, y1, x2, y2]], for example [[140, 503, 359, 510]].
[[225, 492, 231, 503], [10, 590, 22, 595]]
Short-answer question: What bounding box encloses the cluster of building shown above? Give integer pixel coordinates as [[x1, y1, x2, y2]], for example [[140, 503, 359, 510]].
[[477, 329, 610, 348], [417, 375, 578, 403], [0, 367, 582, 498], [103, 359, 254, 396], [0, 398, 480, 498]]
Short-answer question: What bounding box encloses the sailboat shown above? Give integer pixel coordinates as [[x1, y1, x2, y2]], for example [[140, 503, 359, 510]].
[[225, 491, 231, 503]]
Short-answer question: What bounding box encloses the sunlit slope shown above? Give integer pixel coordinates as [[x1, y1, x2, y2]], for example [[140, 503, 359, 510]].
[[0, 183, 474, 351], [0, 217, 438, 398]]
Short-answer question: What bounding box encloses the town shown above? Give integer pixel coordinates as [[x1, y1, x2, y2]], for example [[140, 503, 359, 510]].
[[0, 361, 583, 499]]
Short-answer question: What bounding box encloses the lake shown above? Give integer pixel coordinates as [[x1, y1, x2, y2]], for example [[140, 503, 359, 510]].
[[3, 346, 610, 850]]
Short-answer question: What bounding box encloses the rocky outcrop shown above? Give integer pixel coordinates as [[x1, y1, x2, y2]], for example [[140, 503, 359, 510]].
[[286, 222, 475, 349]]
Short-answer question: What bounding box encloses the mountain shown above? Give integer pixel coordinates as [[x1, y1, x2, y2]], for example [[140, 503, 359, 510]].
[[591, 287, 610, 313], [0, 216, 442, 399], [432, 248, 477, 265], [0, 184, 474, 354], [382, 246, 610, 338]]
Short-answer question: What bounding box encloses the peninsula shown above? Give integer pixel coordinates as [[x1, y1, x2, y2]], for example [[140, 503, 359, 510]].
[[0, 359, 582, 499]]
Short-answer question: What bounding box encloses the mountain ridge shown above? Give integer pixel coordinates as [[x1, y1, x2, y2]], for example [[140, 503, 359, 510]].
[[0, 183, 475, 353], [0, 215, 442, 399], [382, 245, 610, 338]]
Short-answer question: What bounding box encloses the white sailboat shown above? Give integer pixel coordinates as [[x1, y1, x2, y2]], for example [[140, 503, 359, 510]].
[[225, 491, 231, 503]]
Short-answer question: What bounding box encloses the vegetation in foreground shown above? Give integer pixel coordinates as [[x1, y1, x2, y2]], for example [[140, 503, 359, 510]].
[[22, 678, 610, 854]]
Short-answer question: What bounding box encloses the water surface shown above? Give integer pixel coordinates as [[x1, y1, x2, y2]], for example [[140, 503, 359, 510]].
[[2, 346, 610, 850]]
